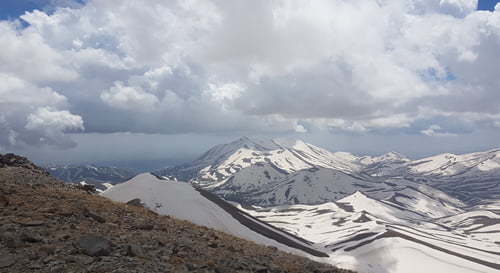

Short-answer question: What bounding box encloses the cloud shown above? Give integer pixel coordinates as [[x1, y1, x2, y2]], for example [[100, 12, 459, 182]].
[[421, 124, 457, 137], [25, 107, 84, 131], [101, 81, 159, 112], [0, 0, 499, 150], [0, 20, 77, 83], [295, 124, 307, 133], [0, 66, 82, 150]]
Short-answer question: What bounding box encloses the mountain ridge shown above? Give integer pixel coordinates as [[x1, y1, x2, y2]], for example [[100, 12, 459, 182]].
[[155, 137, 499, 208]]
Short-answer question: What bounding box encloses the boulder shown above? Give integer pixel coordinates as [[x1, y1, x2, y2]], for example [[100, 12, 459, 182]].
[[76, 235, 112, 256]]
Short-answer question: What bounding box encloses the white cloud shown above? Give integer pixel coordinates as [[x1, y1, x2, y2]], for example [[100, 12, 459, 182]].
[[25, 107, 84, 131], [0, 0, 498, 150], [0, 21, 77, 83], [295, 124, 307, 133], [421, 124, 457, 136], [0, 77, 83, 150], [101, 81, 159, 112]]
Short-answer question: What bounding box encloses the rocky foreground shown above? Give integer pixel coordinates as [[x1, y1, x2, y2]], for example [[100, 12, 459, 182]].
[[0, 154, 354, 273]]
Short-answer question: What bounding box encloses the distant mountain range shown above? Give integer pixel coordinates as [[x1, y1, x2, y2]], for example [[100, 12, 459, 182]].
[[43, 164, 137, 191], [156, 136, 500, 209]]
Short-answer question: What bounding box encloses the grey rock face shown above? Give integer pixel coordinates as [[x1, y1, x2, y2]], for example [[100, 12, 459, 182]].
[[76, 235, 112, 256]]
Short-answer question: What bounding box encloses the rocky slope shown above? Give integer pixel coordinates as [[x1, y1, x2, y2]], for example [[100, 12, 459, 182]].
[[0, 154, 353, 273]]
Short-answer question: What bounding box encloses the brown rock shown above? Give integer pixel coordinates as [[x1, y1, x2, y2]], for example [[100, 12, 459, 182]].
[[58, 207, 74, 217]]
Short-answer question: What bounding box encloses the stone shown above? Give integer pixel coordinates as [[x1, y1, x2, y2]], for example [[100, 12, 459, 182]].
[[126, 244, 147, 258], [38, 244, 57, 258], [252, 264, 270, 273], [15, 220, 46, 227], [1, 231, 23, 248], [28, 262, 43, 269], [126, 198, 145, 207], [68, 255, 94, 265], [132, 222, 154, 230], [0, 195, 8, 207], [207, 241, 218, 248], [58, 207, 74, 217], [185, 263, 200, 271], [20, 231, 43, 243], [76, 235, 112, 256], [82, 207, 106, 223], [0, 254, 15, 268]]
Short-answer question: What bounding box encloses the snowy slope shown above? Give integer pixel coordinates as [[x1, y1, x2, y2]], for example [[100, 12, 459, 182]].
[[101, 173, 327, 257], [213, 164, 465, 218], [241, 192, 500, 273]]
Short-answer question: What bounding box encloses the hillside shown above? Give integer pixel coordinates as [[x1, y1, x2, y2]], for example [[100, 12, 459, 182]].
[[0, 154, 352, 273]]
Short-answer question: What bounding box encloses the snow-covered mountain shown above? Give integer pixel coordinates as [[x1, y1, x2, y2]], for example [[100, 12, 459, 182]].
[[44, 164, 137, 191], [156, 137, 500, 208], [156, 136, 365, 186]]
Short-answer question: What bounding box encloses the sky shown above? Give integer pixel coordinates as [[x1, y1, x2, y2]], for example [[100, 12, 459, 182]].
[[1, 0, 500, 166]]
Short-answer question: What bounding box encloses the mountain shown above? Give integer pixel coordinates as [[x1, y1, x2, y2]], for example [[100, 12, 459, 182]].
[[0, 154, 350, 273], [156, 137, 500, 208], [43, 164, 137, 191], [156, 137, 365, 187]]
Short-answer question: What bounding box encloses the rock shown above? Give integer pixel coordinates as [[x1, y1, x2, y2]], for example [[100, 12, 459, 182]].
[[38, 244, 58, 258], [68, 255, 94, 265], [252, 264, 270, 273], [0, 254, 15, 268], [58, 207, 74, 217], [185, 263, 200, 271], [0, 194, 8, 207], [28, 262, 43, 269], [82, 207, 106, 223], [15, 220, 46, 227], [20, 231, 43, 243], [77, 184, 96, 194], [132, 221, 154, 230], [126, 244, 147, 258], [76, 235, 112, 256], [126, 198, 145, 207], [1, 231, 23, 248], [207, 241, 218, 248]]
